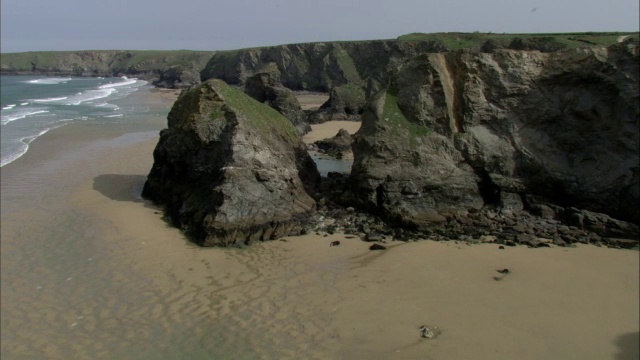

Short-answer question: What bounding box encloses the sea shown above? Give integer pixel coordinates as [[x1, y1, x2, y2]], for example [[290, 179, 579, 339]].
[[1, 75, 352, 174], [1, 75, 149, 167]]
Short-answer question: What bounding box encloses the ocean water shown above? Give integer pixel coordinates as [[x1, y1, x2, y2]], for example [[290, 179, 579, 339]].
[[312, 155, 353, 176], [0, 75, 149, 167]]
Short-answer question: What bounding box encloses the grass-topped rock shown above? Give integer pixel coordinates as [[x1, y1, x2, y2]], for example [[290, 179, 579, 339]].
[[142, 79, 320, 246]]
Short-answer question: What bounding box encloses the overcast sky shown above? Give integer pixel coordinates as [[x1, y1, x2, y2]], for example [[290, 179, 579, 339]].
[[1, 0, 638, 53]]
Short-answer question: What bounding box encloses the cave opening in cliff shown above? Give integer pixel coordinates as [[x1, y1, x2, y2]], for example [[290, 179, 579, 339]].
[[475, 169, 501, 206]]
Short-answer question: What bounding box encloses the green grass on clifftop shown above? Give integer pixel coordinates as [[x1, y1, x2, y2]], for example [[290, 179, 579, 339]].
[[397, 31, 639, 50], [212, 80, 298, 142]]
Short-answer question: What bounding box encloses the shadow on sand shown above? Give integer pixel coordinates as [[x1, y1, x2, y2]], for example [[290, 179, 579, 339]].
[[92, 174, 148, 202], [614, 332, 639, 360]]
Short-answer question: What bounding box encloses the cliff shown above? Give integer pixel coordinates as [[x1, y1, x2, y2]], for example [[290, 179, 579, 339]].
[[345, 42, 639, 237], [199, 33, 637, 93], [200, 40, 448, 92], [6, 34, 637, 246], [141, 79, 319, 246], [0, 50, 215, 88], [3, 32, 634, 91]]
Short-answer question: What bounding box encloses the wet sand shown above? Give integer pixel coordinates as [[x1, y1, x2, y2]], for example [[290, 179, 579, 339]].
[[1, 88, 638, 359], [295, 92, 329, 111], [293, 87, 360, 144]]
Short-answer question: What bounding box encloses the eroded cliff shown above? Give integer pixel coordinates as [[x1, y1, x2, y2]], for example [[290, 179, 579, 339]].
[[346, 43, 639, 236], [200, 40, 448, 92]]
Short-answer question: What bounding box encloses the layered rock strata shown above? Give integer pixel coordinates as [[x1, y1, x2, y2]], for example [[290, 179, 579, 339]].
[[142, 79, 320, 246], [345, 43, 639, 238]]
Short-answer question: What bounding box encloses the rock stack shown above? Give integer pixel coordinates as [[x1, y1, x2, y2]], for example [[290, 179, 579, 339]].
[[142, 79, 320, 246]]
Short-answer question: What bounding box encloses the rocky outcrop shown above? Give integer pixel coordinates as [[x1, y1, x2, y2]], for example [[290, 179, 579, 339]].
[[142, 79, 320, 246], [346, 88, 485, 228], [244, 72, 311, 135], [311, 171, 638, 249], [344, 43, 639, 238], [313, 129, 354, 159], [0, 50, 215, 88], [308, 83, 366, 123], [154, 66, 203, 89]]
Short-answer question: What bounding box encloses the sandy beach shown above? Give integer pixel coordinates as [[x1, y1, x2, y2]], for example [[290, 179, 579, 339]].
[[1, 87, 638, 359]]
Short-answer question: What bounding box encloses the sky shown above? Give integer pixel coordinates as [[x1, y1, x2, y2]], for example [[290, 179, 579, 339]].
[[1, 0, 638, 53]]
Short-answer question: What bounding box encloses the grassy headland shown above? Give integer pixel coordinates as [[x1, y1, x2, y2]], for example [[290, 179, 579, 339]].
[[397, 31, 639, 51]]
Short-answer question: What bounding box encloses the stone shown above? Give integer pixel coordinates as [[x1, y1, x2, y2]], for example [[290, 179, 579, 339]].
[[365, 233, 384, 242], [419, 325, 441, 339], [369, 243, 387, 250]]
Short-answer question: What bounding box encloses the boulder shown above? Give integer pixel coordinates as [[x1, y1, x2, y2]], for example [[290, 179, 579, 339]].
[[142, 79, 320, 246], [244, 72, 311, 135]]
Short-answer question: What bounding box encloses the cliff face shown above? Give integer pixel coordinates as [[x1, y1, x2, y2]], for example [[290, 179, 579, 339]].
[[347, 43, 639, 229], [1, 50, 215, 88], [142, 79, 319, 246], [200, 40, 448, 92]]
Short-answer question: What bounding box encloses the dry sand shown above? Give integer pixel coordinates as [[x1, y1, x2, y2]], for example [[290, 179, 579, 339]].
[[1, 88, 638, 359], [302, 120, 362, 144]]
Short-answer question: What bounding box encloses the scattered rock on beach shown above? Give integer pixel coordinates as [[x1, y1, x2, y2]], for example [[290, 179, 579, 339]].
[[419, 325, 441, 339]]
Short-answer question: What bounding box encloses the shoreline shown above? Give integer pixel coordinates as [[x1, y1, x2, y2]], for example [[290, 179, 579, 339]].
[[1, 86, 639, 359], [0, 80, 179, 170]]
